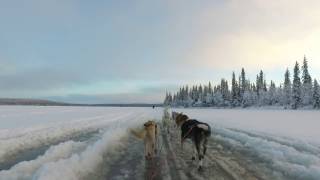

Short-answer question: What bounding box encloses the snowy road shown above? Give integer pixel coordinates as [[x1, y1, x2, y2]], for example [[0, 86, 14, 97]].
[[0, 106, 320, 180]]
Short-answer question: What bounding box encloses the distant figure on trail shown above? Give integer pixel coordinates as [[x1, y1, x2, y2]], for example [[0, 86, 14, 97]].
[[152, 105, 155, 109]]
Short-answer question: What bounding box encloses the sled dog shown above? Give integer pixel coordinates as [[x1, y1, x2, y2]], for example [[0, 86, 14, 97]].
[[130, 120, 158, 159], [174, 113, 211, 171]]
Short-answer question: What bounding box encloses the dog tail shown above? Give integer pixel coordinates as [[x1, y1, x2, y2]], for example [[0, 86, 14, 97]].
[[130, 128, 146, 140], [197, 123, 211, 137]]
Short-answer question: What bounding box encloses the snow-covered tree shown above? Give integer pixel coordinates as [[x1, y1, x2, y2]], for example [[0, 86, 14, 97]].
[[163, 92, 172, 106], [213, 91, 224, 107], [220, 79, 230, 105], [231, 72, 240, 107], [283, 68, 292, 108], [301, 56, 313, 106], [292, 61, 301, 109], [242, 89, 256, 107], [167, 57, 320, 109], [239, 68, 247, 104], [256, 70, 266, 98], [313, 79, 320, 109], [268, 81, 277, 105]]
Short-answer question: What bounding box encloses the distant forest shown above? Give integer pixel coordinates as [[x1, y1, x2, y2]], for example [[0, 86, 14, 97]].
[[164, 56, 320, 109]]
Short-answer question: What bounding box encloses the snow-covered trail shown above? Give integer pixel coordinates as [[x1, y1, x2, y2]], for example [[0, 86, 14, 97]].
[[0, 106, 162, 180], [92, 119, 320, 180], [1, 106, 320, 180]]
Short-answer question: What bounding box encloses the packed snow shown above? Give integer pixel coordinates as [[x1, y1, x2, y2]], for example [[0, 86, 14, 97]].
[[174, 108, 320, 179], [0, 106, 162, 179], [0, 106, 320, 180]]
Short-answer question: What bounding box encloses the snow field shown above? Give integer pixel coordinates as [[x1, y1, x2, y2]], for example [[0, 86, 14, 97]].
[[0, 106, 162, 180], [1, 106, 320, 180], [173, 108, 320, 180]]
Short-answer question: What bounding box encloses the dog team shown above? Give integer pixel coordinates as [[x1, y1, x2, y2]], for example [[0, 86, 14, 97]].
[[130, 108, 211, 171]]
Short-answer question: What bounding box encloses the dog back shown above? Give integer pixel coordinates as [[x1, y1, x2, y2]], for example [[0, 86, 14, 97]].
[[181, 119, 211, 139]]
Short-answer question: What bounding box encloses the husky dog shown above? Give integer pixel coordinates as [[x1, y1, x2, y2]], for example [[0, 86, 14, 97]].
[[130, 120, 158, 159], [174, 113, 211, 171]]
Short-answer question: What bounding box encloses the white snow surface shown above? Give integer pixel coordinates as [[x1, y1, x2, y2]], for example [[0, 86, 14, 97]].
[[0, 106, 162, 180], [173, 108, 320, 144], [174, 108, 320, 180], [1, 106, 320, 180]]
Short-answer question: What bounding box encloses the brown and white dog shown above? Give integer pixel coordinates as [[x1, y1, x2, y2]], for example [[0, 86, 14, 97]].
[[130, 120, 158, 159], [173, 112, 211, 171]]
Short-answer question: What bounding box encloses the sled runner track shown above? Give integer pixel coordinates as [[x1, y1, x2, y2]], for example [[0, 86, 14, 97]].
[[206, 140, 263, 180], [161, 125, 246, 180], [161, 129, 184, 180]]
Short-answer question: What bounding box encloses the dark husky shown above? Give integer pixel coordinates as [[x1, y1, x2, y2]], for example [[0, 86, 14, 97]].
[[174, 112, 211, 171]]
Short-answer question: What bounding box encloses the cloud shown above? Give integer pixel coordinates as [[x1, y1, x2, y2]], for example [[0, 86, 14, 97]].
[[157, 0, 320, 71], [1, 0, 320, 103]]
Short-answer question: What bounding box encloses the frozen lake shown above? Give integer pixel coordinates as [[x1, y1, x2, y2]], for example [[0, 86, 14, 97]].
[[0, 106, 319, 180]]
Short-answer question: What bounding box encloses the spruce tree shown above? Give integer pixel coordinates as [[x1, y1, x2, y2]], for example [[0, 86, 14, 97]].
[[163, 92, 169, 106], [313, 79, 320, 108], [269, 81, 277, 105], [220, 79, 229, 104], [302, 56, 312, 84], [283, 68, 292, 107], [301, 56, 312, 105], [292, 61, 301, 109], [231, 72, 239, 107], [240, 68, 246, 103]]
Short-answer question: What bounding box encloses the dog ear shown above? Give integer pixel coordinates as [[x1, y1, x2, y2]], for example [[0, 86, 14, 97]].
[[144, 121, 149, 127], [181, 114, 189, 121]]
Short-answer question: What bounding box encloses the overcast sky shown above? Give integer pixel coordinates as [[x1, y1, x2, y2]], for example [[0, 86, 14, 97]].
[[1, 0, 320, 103]]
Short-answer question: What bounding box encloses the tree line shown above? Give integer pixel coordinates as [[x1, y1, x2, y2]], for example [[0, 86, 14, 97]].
[[164, 56, 320, 109]]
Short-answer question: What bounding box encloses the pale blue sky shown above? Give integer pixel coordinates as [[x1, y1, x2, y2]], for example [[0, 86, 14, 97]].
[[1, 0, 320, 103]]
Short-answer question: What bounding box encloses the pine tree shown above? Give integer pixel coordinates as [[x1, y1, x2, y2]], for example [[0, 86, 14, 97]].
[[239, 68, 246, 104], [256, 70, 265, 97], [292, 61, 301, 109], [301, 56, 312, 105], [164, 92, 169, 105], [302, 56, 312, 84], [283, 68, 292, 107], [208, 82, 213, 95], [231, 72, 239, 107], [220, 79, 229, 105], [268, 81, 277, 105], [313, 79, 320, 108]]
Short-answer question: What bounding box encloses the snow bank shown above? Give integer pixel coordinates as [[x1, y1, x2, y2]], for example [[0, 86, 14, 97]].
[[0, 141, 85, 180], [174, 108, 320, 144], [0, 106, 161, 179], [173, 108, 320, 179], [0, 106, 161, 165], [33, 128, 125, 180], [214, 127, 320, 179]]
